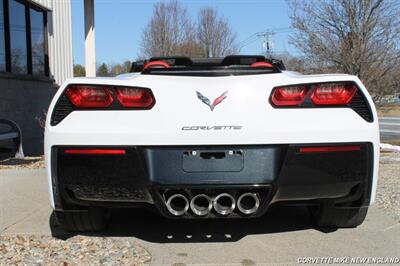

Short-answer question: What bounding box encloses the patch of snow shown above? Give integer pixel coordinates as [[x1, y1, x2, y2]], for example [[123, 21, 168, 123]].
[[380, 143, 400, 152]]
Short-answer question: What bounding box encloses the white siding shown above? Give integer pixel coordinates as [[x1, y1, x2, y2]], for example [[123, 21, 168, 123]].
[[33, 0, 73, 85]]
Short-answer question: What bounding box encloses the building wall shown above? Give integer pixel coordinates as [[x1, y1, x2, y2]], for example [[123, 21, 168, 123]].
[[0, 73, 54, 155], [33, 0, 73, 85], [0, 0, 72, 156]]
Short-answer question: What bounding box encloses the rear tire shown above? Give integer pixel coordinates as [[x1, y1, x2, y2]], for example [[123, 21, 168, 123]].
[[54, 208, 108, 232], [309, 204, 368, 228]]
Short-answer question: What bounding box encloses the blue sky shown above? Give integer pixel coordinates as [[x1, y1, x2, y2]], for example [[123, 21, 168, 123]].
[[71, 0, 298, 65]]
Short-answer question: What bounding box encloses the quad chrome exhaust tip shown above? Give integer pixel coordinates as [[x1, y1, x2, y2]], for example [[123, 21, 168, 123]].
[[190, 194, 213, 216], [237, 193, 260, 215], [166, 194, 189, 216], [213, 193, 236, 215]]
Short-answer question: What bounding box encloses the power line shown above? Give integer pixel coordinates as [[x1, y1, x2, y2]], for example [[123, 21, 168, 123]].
[[237, 33, 259, 49], [238, 36, 260, 50], [238, 27, 295, 51], [273, 50, 304, 55], [258, 27, 292, 33]]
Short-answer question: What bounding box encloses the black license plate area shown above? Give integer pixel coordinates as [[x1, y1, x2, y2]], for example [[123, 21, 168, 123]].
[[182, 150, 244, 172]]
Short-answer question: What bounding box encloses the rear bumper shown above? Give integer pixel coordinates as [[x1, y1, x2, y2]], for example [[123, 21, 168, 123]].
[[49, 143, 374, 218]]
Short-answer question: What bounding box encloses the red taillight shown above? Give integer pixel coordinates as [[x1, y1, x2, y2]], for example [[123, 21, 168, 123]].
[[64, 149, 126, 155], [66, 85, 113, 108], [299, 146, 361, 153], [116, 87, 155, 108], [270, 82, 359, 108], [271, 86, 308, 106], [310, 83, 357, 105]]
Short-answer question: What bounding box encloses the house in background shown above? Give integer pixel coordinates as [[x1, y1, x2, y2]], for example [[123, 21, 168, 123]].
[[0, 0, 73, 155]]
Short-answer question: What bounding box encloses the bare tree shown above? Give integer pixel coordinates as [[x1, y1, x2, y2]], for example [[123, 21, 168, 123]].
[[11, 48, 27, 74], [122, 60, 132, 73], [274, 52, 307, 73], [196, 7, 238, 57], [140, 1, 238, 58], [288, 0, 400, 96], [96, 63, 110, 77], [176, 39, 204, 58], [140, 0, 195, 57], [73, 64, 86, 77], [110, 60, 132, 76]]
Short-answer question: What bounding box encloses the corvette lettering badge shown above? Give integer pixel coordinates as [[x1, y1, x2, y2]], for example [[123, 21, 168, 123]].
[[196, 91, 228, 111]]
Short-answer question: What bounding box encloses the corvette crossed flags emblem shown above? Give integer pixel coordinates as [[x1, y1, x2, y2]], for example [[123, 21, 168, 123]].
[[196, 91, 228, 111]]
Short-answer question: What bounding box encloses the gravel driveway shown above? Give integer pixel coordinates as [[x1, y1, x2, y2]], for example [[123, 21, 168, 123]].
[[0, 235, 150, 266], [376, 151, 400, 222]]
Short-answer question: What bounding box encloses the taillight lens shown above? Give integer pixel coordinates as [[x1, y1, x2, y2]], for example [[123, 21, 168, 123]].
[[310, 83, 357, 105], [271, 86, 308, 106], [66, 85, 113, 107], [116, 87, 155, 108]]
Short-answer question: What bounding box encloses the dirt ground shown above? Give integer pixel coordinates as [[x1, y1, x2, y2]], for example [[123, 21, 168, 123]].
[[377, 104, 400, 117], [0, 156, 45, 170]]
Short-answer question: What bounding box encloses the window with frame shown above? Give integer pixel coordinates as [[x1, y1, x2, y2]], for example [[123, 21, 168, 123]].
[[30, 6, 45, 75], [1, 0, 48, 76], [9, 0, 27, 74], [0, 0, 6, 71]]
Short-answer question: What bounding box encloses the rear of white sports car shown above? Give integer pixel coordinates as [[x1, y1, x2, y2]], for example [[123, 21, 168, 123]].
[[45, 56, 379, 231]]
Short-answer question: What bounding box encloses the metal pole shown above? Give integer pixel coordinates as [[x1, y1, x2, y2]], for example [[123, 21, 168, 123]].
[[84, 0, 96, 77]]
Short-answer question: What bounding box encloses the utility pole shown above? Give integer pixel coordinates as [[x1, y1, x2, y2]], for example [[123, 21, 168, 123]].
[[257, 31, 275, 58]]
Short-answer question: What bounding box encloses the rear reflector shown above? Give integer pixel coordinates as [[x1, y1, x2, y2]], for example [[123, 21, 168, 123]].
[[271, 86, 308, 106], [64, 149, 126, 155], [116, 87, 155, 108], [299, 146, 361, 153], [66, 86, 113, 108], [310, 83, 357, 105]]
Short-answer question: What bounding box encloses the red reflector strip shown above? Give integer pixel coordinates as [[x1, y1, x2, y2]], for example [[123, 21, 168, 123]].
[[64, 149, 126, 155], [299, 146, 361, 153]]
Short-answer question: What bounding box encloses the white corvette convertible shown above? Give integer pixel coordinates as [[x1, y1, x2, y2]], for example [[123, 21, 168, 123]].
[[45, 55, 379, 231]]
